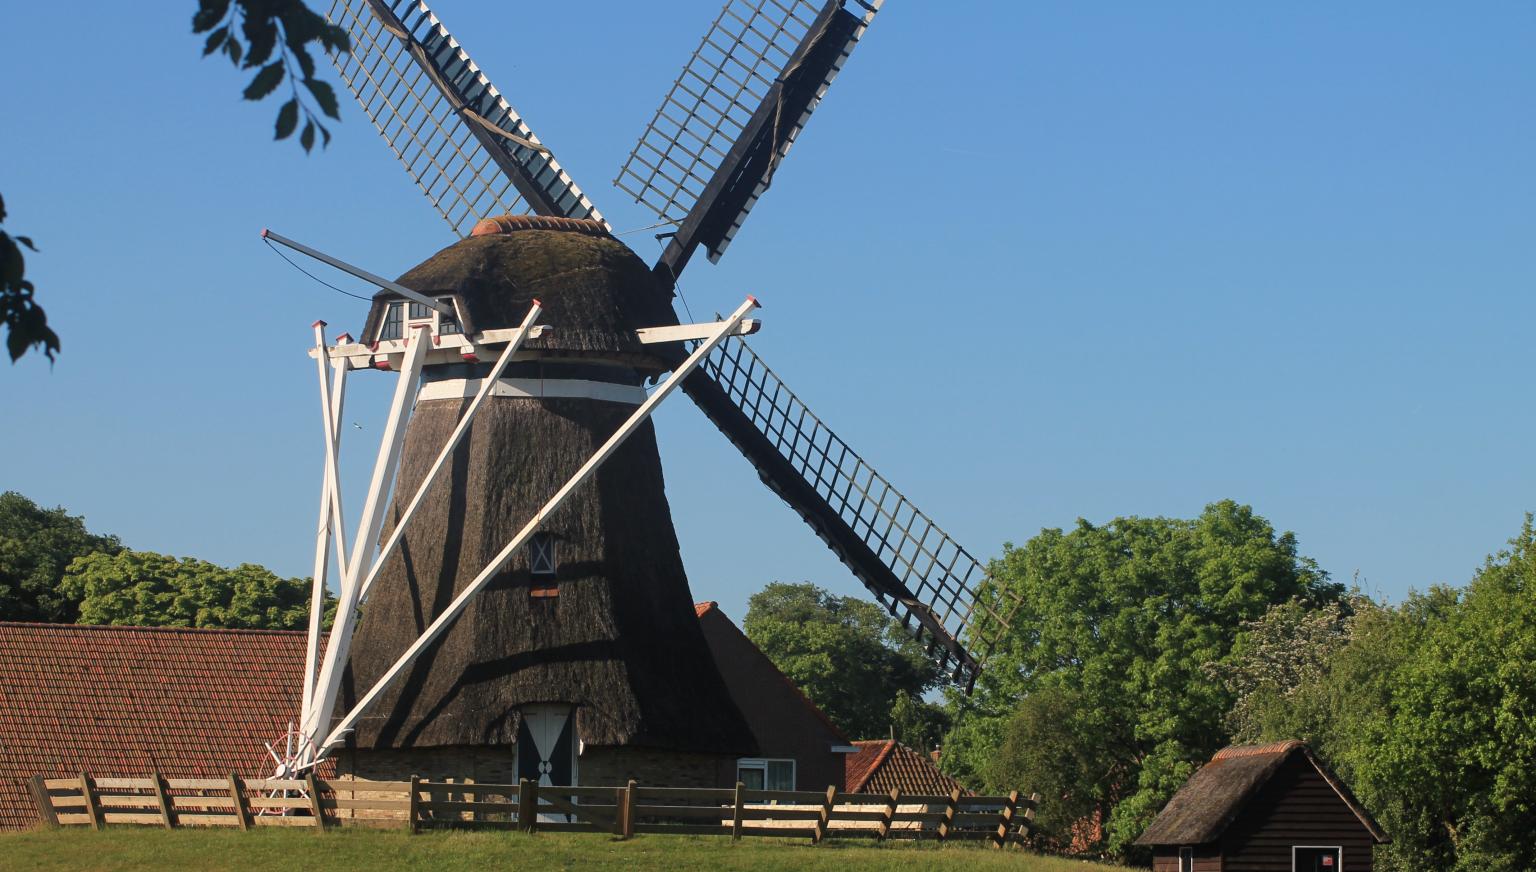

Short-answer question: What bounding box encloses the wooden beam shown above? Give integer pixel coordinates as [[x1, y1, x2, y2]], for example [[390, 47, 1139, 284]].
[[878, 788, 899, 841], [730, 782, 744, 841], [152, 773, 177, 829], [517, 778, 537, 833], [635, 319, 760, 345], [937, 787, 960, 842], [992, 790, 1018, 849], [228, 775, 252, 830], [813, 785, 837, 843], [27, 776, 58, 829], [79, 774, 103, 831], [306, 773, 328, 828], [622, 780, 637, 839], [406, 775, 420, 833]]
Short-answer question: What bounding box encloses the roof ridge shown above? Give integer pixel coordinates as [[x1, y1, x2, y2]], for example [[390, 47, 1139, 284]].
[[0, 621, 307, 636]]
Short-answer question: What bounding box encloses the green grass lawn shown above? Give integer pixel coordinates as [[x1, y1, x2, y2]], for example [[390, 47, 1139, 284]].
[[0, 827, 1126, 871]]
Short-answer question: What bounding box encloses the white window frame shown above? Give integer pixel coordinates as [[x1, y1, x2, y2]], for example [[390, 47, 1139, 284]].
[[1179, 846, 1194, 872], [379, 296, 462, 341], [529, 533, 557, 576], [736, 757, 796, 792], [1292, 845, 1343, 872]]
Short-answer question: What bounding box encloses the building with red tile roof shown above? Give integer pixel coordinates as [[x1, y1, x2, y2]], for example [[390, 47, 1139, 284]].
[[0, 622, 309, 830], [844, 739, 967, 796]]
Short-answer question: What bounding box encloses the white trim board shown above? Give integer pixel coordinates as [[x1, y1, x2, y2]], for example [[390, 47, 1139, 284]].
[[417, 377, 647, 405]]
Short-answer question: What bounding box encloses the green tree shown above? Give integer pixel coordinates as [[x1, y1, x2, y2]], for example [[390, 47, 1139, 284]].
[[0, 491, 122, 622], [4, 2, 348, 363], [1245, 520, 1536, 872], [60, 549, 330, 631], [950, 500, 1342, 858], [744, 582, 941, 740], [889, 689, 951, 753]]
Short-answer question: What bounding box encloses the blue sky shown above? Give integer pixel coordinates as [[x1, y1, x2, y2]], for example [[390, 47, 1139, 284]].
[[4, 2, 1533, 620]]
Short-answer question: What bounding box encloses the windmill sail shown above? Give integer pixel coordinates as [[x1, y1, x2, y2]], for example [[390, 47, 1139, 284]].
[[614, 0, 882, 281], [329, 0, 607, 235], [669, 337, 1018, 689]]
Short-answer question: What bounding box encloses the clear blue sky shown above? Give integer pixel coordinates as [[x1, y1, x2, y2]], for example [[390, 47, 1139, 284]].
[[4, 2, 1533, 620]]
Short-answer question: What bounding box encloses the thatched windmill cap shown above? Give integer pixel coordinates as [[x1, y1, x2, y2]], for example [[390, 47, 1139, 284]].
[[360, 217, 676, 363]]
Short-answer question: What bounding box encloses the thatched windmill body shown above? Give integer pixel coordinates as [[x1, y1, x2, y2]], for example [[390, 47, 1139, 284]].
[[281, 0, 1020, 789]]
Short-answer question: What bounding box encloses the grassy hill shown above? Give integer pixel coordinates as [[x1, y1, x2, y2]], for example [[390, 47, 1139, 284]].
[[3, 828, 1127, 871]]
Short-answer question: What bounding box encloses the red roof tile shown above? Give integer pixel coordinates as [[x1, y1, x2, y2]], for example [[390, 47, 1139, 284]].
[[844, 739, 967, 796], [0, 622, 311, 829]]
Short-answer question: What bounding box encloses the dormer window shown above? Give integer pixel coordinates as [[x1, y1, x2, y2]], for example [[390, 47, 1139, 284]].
[[377, 297, 461, 341]]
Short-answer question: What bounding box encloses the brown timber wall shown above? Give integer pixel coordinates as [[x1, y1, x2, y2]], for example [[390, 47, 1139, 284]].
[[1152, 845, 1223, 872], [1220, 754, 1374, 872]]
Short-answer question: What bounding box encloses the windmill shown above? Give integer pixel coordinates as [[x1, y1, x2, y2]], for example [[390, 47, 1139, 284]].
[[274, 0, 1021, 788]]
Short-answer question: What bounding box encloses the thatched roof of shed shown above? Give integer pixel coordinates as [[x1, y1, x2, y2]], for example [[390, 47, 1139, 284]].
[[1135, 740, 1388, 846]]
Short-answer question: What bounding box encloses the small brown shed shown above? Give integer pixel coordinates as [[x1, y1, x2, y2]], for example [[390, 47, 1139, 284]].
[[1136, 741, 1387, 872]]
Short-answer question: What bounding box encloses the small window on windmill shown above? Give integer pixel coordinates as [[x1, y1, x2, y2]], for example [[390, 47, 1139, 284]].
[[378, 302, 405, 341], [529, 533, 558, 598], [436, 297, 462, 335]]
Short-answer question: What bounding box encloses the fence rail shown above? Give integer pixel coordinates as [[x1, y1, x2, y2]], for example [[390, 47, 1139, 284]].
[[29, 773, 1038, 846]]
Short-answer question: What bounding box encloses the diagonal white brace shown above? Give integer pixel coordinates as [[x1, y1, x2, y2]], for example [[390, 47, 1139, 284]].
[[312, 296, 762, 759], [356, 301, 544, 605], [301, 325, 432, 754], [301, 324, 349, 725]]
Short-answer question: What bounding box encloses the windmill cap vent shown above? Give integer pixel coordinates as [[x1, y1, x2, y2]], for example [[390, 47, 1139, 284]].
[[471, 214, 611, 238]]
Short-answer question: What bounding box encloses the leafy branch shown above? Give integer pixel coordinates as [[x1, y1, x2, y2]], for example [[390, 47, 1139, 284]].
[[0, 195, 57, 363], [194, 0, 350, 151]]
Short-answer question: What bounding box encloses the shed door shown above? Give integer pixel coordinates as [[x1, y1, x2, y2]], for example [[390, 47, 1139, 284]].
[[1294, 846, 1341, 872], [516, 704, 576, 786]]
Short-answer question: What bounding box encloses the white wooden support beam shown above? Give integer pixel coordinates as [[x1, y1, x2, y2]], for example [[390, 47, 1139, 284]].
[[301, 323, 349, 726], [356, 301, 544, 605], [301, 325, 431, 756], [262, 229, 452, 314], [309, 326, 553, 370], [312, 296, 762, 759], [635, 318, 760, 345]]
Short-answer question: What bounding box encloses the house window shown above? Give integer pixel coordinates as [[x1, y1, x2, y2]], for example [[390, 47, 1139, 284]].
[[736, 758, 795, 791], [1179, 847, 1193, 872]]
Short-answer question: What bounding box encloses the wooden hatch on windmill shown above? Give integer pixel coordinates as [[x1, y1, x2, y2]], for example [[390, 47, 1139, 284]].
[[269, 0, 1021, 791]]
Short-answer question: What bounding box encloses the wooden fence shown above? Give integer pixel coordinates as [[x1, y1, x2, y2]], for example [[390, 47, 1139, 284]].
[[29, 774, 1038, 846]]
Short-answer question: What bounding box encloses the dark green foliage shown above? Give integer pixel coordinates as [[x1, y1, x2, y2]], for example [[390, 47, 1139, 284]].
[[744, 582, 942, 741], [0, 491, 122, 622], [193, 0, 350, 152], [0, 195, 58, 363], [1234, 519, 1536, 872], [889, 689, 951, 753], [948, 500, 1341, 857], [60, 549, 332, 630]]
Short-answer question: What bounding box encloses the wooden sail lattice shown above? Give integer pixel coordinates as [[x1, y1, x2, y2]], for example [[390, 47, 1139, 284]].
[[694, 336, 1019, 684], [615, 0, 881, 270], [328, 0, 605, 236]]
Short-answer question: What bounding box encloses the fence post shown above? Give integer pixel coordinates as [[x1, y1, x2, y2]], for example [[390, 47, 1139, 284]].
[[227, 775, 252, 830], [79, 773, 103, 831], [151, 772, 177, 829], [305, 773, 328, 829], [621, 779, 636, 839], [937, 787, 960, 842], [1019, 792, 1041, 847], [812, 785, 836, 844], [517, 778, 538, 833], [878, 787, 898, 842], [731, 781, 744, 841], [27, 776, 58, 829], [405, 775, 420, 833], [991, 789, 1019, 849]]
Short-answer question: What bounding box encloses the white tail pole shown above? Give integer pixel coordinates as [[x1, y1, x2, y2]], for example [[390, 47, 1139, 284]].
[[301, 323, 349, 722], [302, 325, 431, 751], [355, 301, 544, 605], [314, 296, 761, 758]]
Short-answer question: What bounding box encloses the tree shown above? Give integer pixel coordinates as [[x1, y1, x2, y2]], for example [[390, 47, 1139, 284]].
[[1243, 518, 1536, 872], [0, 491, 122, 622], [949, 500, 1342, 857], [60, 549, 331, 631], [744, 582, 942, 740], [3, 2, 348, 363], [889, 689, 951, 752]]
